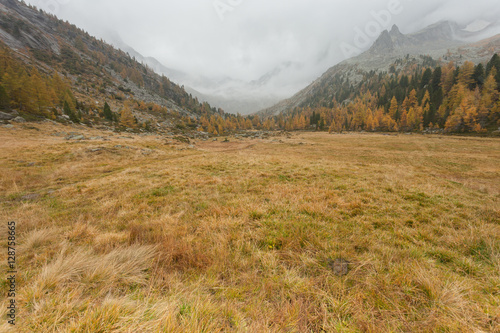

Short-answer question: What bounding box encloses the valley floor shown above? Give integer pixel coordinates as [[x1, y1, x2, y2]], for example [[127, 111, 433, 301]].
[[0, 123, 499, 332]]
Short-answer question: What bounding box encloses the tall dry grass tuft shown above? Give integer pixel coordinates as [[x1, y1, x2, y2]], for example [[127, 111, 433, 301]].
[[21, 244, 157, 305], [19, 228, 57, 251]]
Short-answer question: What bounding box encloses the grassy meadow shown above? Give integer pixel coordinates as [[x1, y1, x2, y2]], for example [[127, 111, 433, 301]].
[[0, 123, 499, 332]]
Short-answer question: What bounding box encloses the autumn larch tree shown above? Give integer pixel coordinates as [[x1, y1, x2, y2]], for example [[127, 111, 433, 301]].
[[388, 96, 399, 120], [120, 103, 136, 128]]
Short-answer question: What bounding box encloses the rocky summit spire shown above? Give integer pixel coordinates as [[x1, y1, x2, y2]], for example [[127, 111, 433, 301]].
[[370, 30, 394, 54], [369, 24, 412, 54], [390, 24, 401, 35], [389, 24, 409, 48]]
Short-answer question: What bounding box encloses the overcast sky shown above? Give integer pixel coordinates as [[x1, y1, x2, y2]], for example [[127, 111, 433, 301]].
[[25, 0, 500, 87]]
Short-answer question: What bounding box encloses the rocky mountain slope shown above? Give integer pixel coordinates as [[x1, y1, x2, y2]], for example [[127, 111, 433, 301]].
[[103, 31, 297, 115], [0, 0, 225, 133], [260, 21, 500, 117]]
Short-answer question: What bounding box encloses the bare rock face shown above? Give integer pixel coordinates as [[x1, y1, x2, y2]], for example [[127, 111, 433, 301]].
[[0, 111, 15, 120], [370, 30, 394, 54], [0, 1, 60, 54], [389, 25, 410, 48]]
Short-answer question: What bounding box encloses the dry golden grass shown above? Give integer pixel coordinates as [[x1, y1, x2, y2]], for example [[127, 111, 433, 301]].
[[0, 122, 499, 332]]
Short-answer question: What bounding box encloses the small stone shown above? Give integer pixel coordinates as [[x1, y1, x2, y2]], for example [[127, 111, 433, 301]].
[[328, 258, 350, 276], [21, 193, 41, 201], [12, 116, 26, 123], [65, 133, 85, 140]]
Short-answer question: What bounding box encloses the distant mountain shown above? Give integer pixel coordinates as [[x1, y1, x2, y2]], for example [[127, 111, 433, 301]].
[[101, 31, 191, 86], [260, 20, 500, 117], [102, 31, 281, 115]]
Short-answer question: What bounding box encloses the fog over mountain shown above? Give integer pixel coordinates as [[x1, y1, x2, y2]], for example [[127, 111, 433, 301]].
[[24, 0, 500, 114]]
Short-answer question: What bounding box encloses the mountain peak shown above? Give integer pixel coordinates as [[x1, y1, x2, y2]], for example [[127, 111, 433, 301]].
[[368, 21, 462, 55], [369, 24, 411, 54], [390, 25, 402, 36], [370, 29, 395, 54]]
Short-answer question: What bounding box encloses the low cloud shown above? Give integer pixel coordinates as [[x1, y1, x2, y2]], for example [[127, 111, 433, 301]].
[[26, 0, 500, 95]]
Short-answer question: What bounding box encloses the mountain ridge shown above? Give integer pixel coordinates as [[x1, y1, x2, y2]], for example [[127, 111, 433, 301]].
[[259, 20, 500, 117], [0, 0, 234, 135]]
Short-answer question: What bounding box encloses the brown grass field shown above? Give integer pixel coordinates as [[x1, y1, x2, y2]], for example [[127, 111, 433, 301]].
[[0, 123, 499, 332]]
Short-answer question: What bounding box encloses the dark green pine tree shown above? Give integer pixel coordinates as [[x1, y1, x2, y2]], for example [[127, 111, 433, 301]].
[[430, 67, 443, 113], [485, 54, 500, 89], [471, 63, 485, 89], [420, 68, 433, 89], [0, 84, 10, 110], [64, 101, 79, 123], [486, 54, 500, 76], [103, 102, 113, 121]]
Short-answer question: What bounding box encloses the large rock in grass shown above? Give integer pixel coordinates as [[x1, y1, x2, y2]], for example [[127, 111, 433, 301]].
[[12, 116, 26, 123], [0, 111, 15, 120]]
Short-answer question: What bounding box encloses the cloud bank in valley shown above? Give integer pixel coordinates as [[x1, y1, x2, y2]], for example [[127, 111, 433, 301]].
[[25, 0, 500, 97]]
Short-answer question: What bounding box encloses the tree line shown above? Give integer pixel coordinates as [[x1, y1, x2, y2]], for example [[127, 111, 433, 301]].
[[263, 54, 500, 134]]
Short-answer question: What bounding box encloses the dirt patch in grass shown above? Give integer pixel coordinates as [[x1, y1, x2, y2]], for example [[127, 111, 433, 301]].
[[197, 141, 257, 152]]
